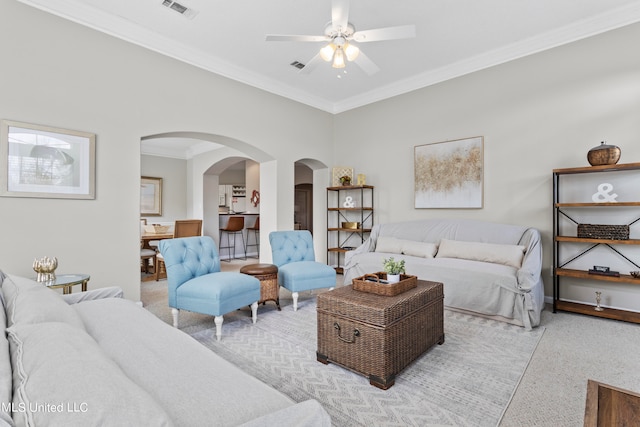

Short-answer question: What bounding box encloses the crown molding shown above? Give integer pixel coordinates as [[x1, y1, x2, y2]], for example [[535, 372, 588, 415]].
[[333, 2, 640, 113], [18, 0, 640, 115], [16, 0, 335, 113]]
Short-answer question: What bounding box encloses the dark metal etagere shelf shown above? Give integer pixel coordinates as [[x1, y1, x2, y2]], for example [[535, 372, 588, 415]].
[[553, 162, 640, 323], [327, 185, 374, 274]]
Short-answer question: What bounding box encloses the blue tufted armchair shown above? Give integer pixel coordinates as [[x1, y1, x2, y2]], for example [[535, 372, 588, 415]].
[[159, 236, 260, 340], [269, 230, 336, 311]]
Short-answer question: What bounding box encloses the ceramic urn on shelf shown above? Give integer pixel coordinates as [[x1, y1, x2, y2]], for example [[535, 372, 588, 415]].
[[587, 141, 621, 166]]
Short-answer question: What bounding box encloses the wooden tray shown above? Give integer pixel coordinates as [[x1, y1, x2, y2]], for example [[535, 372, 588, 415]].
[[352, 272, 418, 296]]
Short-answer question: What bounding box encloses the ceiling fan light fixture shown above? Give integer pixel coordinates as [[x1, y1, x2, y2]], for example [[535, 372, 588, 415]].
[[320, 43, 336, 62], [344, 42, 359, 61], [332, 48, 346, 68]]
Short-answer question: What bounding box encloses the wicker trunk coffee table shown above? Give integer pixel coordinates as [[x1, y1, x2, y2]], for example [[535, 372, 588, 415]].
[[316, 279, 444, 389]]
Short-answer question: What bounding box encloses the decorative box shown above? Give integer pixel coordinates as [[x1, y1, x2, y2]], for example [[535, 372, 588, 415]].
[[577, 224, 629, 240]]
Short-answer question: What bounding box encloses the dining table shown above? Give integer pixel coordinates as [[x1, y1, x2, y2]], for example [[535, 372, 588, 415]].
[[141, 231, 174, 250]]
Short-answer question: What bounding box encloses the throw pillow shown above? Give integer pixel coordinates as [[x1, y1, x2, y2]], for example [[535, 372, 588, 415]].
[[400, 240, 438, 258], [375, 236, 403, 254], [436, 239, 526, 268], [375, 237, 438, 258]]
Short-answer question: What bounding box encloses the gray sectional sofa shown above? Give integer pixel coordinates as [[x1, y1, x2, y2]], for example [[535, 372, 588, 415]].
[[0, 272, 330, 426], [343, 219, 545, 329]]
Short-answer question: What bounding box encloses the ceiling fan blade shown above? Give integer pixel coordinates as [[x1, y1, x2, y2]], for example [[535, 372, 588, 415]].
[[353, 51, 380, 76], [331, 0, 350, 33], [265, 34, 328, 42], [298, 53, 324, 75], [352, 25, 416, 42]]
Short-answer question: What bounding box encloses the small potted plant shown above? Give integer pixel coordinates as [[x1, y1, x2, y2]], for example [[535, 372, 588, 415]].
[[382, 257, 405, 283], [339, 175, 352, 186]]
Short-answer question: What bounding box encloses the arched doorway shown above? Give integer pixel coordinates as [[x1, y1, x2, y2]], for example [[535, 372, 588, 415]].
[[140, 134, 331, 264], [294, 162, 313, 232]]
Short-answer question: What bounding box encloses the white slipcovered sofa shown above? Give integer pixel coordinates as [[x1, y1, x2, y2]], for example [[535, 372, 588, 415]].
[[343, 219, 545, 329], [0, 271, 330, 427]]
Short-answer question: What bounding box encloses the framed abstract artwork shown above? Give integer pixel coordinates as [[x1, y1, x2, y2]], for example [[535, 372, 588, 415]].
[[141, 176, 163, 216], [0, 120, 96, 199], [414, 136, 484, 208]]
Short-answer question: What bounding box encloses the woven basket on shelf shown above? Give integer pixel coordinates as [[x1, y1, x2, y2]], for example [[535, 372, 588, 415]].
[[577, 224, 629, 240], [352, 272, 417, 296]]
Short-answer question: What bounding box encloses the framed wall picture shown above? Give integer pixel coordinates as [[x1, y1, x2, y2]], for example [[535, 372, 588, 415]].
[[331, 166, 353, 187], [414, 136, 484, 208], [0, 120, 96, 199], [141, 176, 163, 216]]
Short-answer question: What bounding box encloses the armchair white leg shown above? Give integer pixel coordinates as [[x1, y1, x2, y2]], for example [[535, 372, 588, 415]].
[[251, 302, 258, 323], [214, 315, 224, 341], [171, 308, 179, 328], [292, 292, 299, 311]]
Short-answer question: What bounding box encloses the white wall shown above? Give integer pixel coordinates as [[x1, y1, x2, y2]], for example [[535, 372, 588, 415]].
[[3, 0, 640, 310], [335, 22, 640, 309], [219, 168, 245, 185], [140, 155, 187, 224], [0, 0, 333, 300]]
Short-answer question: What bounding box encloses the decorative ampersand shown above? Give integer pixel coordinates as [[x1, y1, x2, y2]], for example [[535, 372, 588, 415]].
[[343, 196, 355, 208], [592, 183, 618, 203]]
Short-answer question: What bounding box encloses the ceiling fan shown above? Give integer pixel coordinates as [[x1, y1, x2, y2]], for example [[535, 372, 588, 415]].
[[265, 0, 416, 76]]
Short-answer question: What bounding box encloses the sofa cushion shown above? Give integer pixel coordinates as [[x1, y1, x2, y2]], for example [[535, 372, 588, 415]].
[[7, 321, 174, 427], [73, 297, 298, 427], [278, 261, 336, 292], [175, 272, 260, 316], [436, 239, 526, 268], [375, 237, 438, 258], [1, 274, 85, 329]]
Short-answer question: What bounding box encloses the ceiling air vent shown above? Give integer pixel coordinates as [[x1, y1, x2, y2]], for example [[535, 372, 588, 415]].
[[290, 61, 305, 70], [161, 0, 198, 20]]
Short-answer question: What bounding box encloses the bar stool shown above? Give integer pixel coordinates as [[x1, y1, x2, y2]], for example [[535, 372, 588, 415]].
[[219, 216, 246, 261], [245, 217, 260, 258]]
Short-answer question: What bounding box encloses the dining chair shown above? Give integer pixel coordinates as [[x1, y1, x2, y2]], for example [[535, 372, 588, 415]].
[[155, 219, 203, 281], [140, 218, 157, 276], [174, 219, 203, 238], [269, 230, 336, 311], [140, 243, 157, 276], [141, 217, 163, 253]]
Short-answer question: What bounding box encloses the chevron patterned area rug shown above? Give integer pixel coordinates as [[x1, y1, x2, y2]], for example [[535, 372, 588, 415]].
[[190, 298, 544, 427]]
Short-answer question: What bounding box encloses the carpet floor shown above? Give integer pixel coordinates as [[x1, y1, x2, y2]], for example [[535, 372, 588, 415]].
[[154, 289, 544, 426], [143, 265, 640, 426]]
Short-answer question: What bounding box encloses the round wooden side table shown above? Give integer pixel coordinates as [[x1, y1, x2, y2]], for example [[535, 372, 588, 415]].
[[240, 263, 280, 311]]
